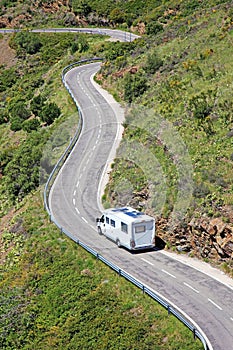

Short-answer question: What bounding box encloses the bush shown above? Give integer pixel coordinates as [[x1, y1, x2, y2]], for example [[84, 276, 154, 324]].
[[30, 94, 46, 117], [9, 101, 31, 121], [4, 132, 44, 201], [0, 67, 17, 92], [10, 116, 24, 131], [0, 109, 9, 124], [146, 21, 163, 35], [144, 51, 163, 74], [22, 118, 40, 132], [13, 31, 42, 55], [124, 71, 147, 103], [41, 102, 61, 125]]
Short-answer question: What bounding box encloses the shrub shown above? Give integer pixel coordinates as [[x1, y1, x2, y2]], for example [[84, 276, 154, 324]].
[[0, 109, 9, 124], [4, 132, 44, 201], [144, 50, 163, 74], [22, 118, 40, 132], [30, 95, 46, 117], [41, 102, 61, 125], [13, 31, 42, 55], [0, 67, 17, 92], [10, 116, 24, 131], [124, 71, 147, 103], [9, 101, 31, 121], [146, 21, 163, 35]]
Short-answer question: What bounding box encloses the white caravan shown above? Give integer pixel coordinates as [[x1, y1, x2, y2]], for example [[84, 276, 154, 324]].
[[96, 207, 155, 250]]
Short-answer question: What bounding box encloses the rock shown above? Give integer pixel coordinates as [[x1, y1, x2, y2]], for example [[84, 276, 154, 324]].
[[212, 242, 227, 258], [208, 218, 226, 236], [176, 244, 191, 252], [201, 246, 211, 258]]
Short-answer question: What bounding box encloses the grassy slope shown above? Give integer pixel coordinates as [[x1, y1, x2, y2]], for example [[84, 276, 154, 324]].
[[0, 192, 202, 350], [99, 3, 233, 271]]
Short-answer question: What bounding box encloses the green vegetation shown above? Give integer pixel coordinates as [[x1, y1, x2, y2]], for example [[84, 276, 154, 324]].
[[99, 2, 233, 226], [1, 0, 233, 348], [0, 192, 202, 350], [0, 31, 104, 210]]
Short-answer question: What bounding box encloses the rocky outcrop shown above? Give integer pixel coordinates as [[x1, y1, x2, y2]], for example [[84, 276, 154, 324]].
[[157, 216, 233, 262]]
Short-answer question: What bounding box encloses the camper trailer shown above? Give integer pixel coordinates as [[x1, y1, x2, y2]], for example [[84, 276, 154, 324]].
[[96, 207, 155, 250]]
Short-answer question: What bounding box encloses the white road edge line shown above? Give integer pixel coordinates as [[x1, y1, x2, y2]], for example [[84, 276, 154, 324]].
[[141, 258, 154, 266], [183, 282, 200, 294], [162, 269, 176, 279], [208, 298, 222, 310]]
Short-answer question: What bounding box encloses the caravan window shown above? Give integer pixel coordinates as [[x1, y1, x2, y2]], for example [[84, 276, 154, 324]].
[[135, 225, 146, 233], [110, 219, 115, 227], [106, 217, 109, 224], [121, 222, 128, 233]]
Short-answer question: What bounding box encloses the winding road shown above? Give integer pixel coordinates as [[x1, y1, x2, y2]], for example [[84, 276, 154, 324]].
[[1, 27, 232, 350], [49, 62, 233, 350]]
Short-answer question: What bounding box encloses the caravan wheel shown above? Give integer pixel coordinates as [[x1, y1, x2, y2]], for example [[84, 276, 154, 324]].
[[116, 239, 121, 248]]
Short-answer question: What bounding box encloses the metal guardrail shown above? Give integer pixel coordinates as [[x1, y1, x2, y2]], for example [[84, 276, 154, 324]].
[[43, 60, 212, 350]]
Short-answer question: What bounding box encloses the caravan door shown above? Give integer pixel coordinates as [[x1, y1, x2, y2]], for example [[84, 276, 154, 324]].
[[133, 221, 154, 248]]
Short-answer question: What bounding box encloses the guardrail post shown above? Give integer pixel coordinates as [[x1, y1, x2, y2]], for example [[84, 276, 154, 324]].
[[167, 305, 170, 315], [193, 328, 196, 340]]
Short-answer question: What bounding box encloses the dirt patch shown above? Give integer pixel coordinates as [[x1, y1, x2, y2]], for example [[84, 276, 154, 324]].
[[0, 36, 17, 68]]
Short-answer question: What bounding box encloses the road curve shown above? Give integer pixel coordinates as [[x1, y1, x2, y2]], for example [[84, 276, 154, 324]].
[[2, 26, 232, 349], [49, 62, 233, 350], [0, 27, 140, 42]]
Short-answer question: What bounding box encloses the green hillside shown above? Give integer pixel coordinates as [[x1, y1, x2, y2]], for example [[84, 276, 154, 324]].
[[0, 0, 232, 348]]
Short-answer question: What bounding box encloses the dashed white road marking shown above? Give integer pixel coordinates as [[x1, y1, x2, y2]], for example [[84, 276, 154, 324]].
[[76, 180, 80, 188], [75, 207, 80, 214], [183, 282, 200, 294], [208, 298, 222, 310], [82, 216, 88, 224], [73, 189, 76, 196], [72, 198, 75, 205], [230, 317, 233, 322], [162, 269, 176, 279], [141, 258, 154, 266]]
